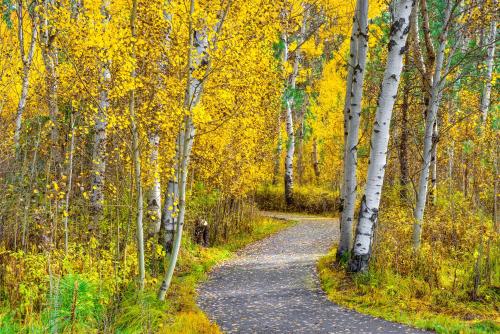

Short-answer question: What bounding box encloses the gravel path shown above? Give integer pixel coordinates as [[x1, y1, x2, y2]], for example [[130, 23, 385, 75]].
[[197, 212, 430, 333]]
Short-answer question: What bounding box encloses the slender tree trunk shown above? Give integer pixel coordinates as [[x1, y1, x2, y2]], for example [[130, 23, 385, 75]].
[[283, 31, 295, 206], [63, 114, 76, 254], [480, 11, 496, 123], [494, 142, 498, 231], [340, 0, 359, 216], [429, 120, 438, 204], [90, 76, 109, 229], [14, 3, 38, 155], [272, 113, 282, 185], [161, 129, 182, 254], [90, 1, 111, 230], [158, 117, 195, 300], [399, 73, 410, 201], [284, 95, 295, 206], [129, 0, 145, 291], [420, 0, 436, 69], [399, 59, 410, 201], [147, 131, 162, 236], [161, 180, 177, 253], [297, 116, 304, 185], [337, 0, 369, 259], [284, 6, 307, 206], [413, 0, 453, 250], [312, 137, 320, 180], [41, 0, 60, 168], [349, 0, 413, 272], [158, 0, 215, 299]]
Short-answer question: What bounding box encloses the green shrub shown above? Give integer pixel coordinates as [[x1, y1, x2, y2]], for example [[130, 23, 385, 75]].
[[43, 274, 104, 333]]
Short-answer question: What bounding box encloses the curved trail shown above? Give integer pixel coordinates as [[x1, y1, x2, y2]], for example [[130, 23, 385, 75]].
[[197, 212, 429, 333]]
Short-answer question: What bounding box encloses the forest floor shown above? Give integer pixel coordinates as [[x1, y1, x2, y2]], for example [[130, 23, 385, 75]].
[[197, 212, 429, 333]]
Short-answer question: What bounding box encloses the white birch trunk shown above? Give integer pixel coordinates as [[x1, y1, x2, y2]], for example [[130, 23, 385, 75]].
[[158, 117, 195, 300], [349, 0, 413, 272], [284, 6, 307, 206], [284, 96, 295, 206], [340, 5, 359, 211], [480, 12, 497, 123], [129, 0, 145, 290], [283, 32, 295, 206], [41, 0, 60, 167], [90, 1, 111, 228], [338, 0, 369, 259], [63, 115, 76, 254], [161, 180, 177, 252], [14, 3, 38, 154], [413, 0, 453, 250], [158, 0, 212, 299], [147, 131, 162, 236], [272, 113, 282, 185]]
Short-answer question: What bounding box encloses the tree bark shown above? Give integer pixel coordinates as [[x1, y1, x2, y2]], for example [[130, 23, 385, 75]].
[[63, 114, 76, 254], [158, 0, 215, 299], [284, 94, 295, 206], [147, 131, 162, 237], [337, 0, 369, 260], [14, 2, 38, 155], [297, 109, 305, 185], [312, 137, 320, 180], [41, 0, 60, 169], [158, 117, 195, 300], [272, 113, 282, 185], [90, 74, 109, 229], [161, 180, 177, 253], [480, 10, 496, 123], [429, 120, 438, 204], [129, 0, 145, 291], [90, 0, 111, 229], [283, 31, 295, 206], [399, 56, 410, 201], [284, 6, 308, 206], [340, 0, 360, 217], [349, 0, 413, 272]]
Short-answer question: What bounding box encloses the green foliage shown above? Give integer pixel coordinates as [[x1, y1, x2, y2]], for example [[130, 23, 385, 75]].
[[272, 37, 285, 61], [254, 184, 339, 214], [43, 274, 104, 333], [1, 0, 13, 29], [0, 313, 20, 334], [283, 87, 306, 110]]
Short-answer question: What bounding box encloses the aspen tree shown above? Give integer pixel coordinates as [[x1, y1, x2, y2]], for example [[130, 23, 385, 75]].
[[349, 0, 413, 272], [90, 0, 111, 230], [40, 0, 60, 168], [13, 0, 38, 155], [413, 0, 454, 250], [480, 1, 496, 123], [129, 0, 145, 290], [338, 0, 369, 260]]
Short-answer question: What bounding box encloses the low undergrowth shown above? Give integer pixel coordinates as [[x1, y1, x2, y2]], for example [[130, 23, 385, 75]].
[[318, 250, 499, 334], [254, 183, 339, 214], [0, 216, 293, 333], [317, 189, 499, 334]]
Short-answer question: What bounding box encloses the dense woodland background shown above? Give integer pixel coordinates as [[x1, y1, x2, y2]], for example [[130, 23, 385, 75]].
[[0, 0, 498, 332]]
